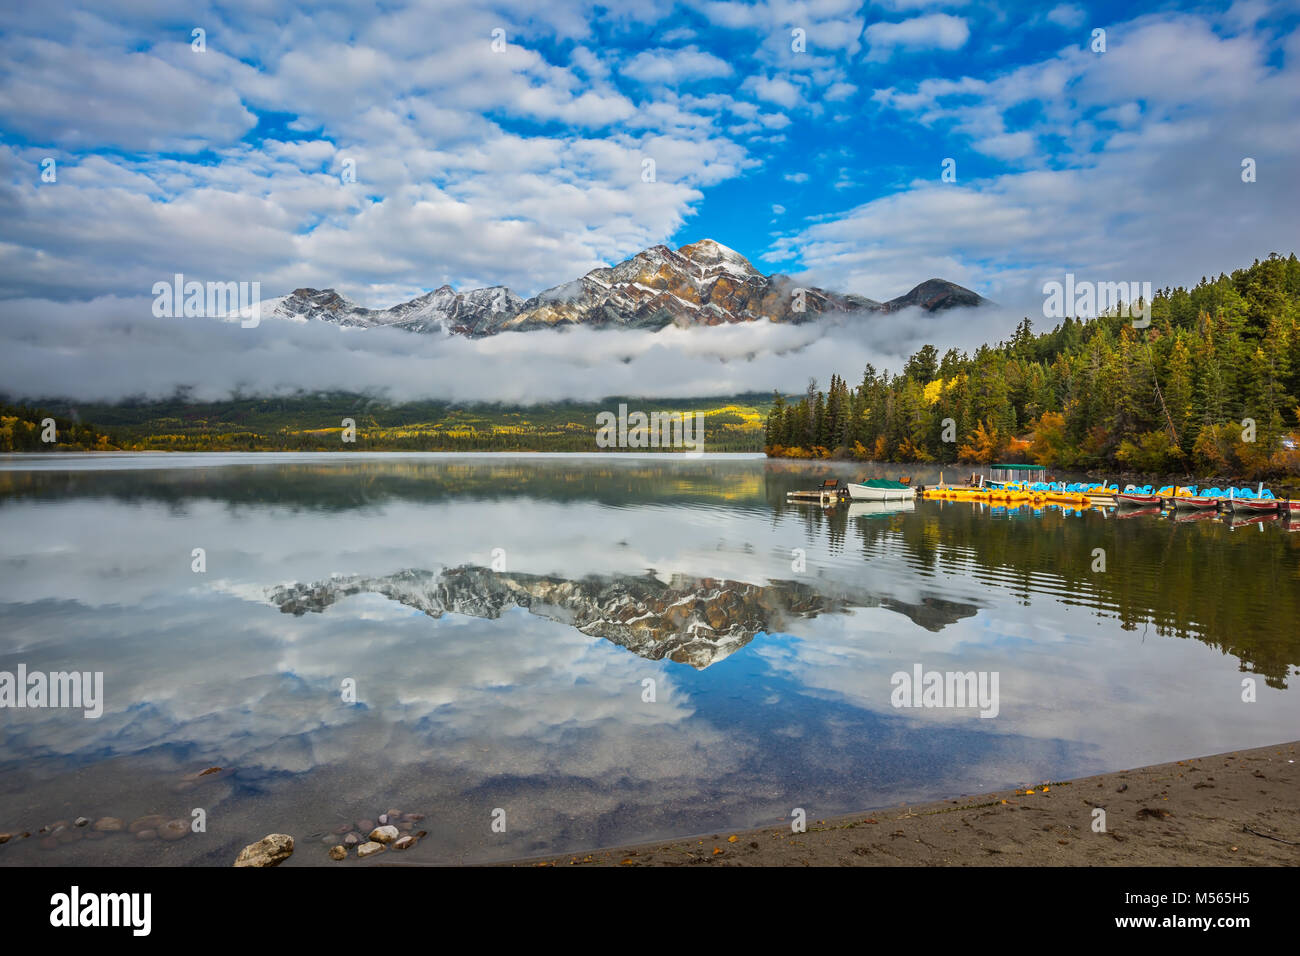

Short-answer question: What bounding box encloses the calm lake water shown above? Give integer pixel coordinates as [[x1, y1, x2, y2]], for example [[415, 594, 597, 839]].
[[1, 452, 1298, 866]]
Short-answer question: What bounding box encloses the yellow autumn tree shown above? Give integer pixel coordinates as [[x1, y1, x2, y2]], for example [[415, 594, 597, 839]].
[[958, 419, 1007, 463], [1028, 411, 1069, 467]]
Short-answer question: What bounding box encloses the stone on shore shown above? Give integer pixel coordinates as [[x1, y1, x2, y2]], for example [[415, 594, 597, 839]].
[[391, 835, 417, 850], [369, 825, 399, 844], [93, 817, 125, 832], [234, 833, 294, 867], [357, 841, 384, 858], [328, 845, 347, 861], [158, 819, 190, 841]]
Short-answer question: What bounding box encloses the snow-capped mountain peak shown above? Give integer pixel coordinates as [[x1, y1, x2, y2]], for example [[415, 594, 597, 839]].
[[264, 239, 985, 336]]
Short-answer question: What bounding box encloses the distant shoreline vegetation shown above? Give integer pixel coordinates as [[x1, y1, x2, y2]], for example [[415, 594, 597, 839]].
[[0, 395, 768, 454], [764, 255, 1300, 481]]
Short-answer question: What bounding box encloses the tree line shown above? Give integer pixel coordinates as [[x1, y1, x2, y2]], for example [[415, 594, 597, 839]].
[[764, 254, 1300, 478], [0, 403, 118, 452]]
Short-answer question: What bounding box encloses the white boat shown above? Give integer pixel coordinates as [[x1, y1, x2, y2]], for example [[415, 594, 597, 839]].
[[847, 479, 914, 502]]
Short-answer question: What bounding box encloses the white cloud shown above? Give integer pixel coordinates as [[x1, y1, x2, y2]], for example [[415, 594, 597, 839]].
[[773, 12, 1300, 305], [622, 46, 734, 84], [1045, 4, 1086, 29], [863, 14, 970, 62], [741, 74, 803, 108]]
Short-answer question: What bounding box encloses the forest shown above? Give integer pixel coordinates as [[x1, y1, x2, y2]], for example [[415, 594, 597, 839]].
[[764, 254, 1300, 478], [0, 403, 118, 452], [0, 394, 767, 453]]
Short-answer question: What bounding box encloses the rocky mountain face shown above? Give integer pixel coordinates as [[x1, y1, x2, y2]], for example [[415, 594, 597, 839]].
[[266, 239, 986, 337], [880, 278, 986, 312], [267, 564, 977, 668], [269, 565, 834, 669], [264, 285, 523, 334]]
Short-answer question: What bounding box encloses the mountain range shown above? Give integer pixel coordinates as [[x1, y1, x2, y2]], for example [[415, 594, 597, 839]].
[[268, 564, 976, 668], [262, 239, 987, 337]]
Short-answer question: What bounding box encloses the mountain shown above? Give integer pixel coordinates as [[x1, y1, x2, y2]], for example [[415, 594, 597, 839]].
[[880, 278, 987, 312], [266, 239, 987, 337], [269, 565, 836, 668], [267, 564, 977, 667]]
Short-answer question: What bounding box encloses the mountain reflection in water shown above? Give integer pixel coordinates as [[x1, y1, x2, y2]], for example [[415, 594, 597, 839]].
[[270, 565, 978, 669]]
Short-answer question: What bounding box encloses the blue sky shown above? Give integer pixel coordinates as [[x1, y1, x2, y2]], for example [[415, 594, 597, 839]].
[[1, 0, 1298, 310]]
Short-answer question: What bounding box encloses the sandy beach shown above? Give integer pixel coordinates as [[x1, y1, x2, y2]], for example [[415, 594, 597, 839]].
[[508, 741, 1300, 867]]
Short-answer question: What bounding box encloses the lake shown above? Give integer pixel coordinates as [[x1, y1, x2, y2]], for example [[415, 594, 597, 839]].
[[1, 452, 1298, 865]]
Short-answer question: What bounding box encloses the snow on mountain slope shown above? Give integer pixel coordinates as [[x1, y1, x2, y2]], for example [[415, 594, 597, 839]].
[[265, 239, 985, 336]]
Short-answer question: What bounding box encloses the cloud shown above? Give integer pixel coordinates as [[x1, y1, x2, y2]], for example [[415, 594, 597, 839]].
[[741, 74, 803, 108], [1045, 4, 1086, 29], [779, 10, 1300, 302], [622, 46, 734, 84], [0, 1, 751, 306], [0, 295, 1023, 405], [863, 14, 971, 61]]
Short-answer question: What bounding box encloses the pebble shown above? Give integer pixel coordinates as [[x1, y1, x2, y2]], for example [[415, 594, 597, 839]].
[[129, 815, 168, 834], [368, 825, 399, 845], [356, 819, 375, 833], [0, 833, 10, 844], [135, 829, 157, 841], [391, 835, 417, 851], [356, 841, 384, 859], [74, 817, 90, 828], [328, 845, 347, 861], [93, 817, 125, 832], [158, 819, 189, 842], [386, 809, 401, 819], [233, 833, 294, 868], [377, 814, 390, 826], [343, 832, 361, 846]]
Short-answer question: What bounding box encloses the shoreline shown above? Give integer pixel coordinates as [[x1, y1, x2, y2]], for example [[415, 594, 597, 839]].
[[764, 457, 1300, 493], [502, 741, 1299, 867]]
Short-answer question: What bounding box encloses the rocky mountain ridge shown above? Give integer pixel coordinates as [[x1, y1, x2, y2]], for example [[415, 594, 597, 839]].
[[264, 239, 987, 337]]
